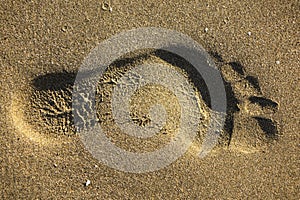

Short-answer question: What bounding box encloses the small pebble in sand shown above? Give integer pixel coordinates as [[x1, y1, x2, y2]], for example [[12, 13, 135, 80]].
[[85, 180, 91, 187], [61, 26, 67, 32], [276, 60, 280, 64], [102, 2, 112, 12], [53, 163, 58, 168], [247, 31, 252, 36], [204, 27, 209, 33]]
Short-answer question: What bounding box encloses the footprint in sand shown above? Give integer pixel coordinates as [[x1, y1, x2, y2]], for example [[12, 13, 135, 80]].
[[10, 49, 280, 154]]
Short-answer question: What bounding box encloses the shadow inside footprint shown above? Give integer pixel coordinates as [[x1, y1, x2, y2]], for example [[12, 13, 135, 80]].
[[33, 70, 76, 91], [245, 76, 261, 93], [228, 61, 245, 76], [154, 49, 211, 109], [249, 96, 278, 110], [222, 81, 240, 145], [253, 117, 278, 140]]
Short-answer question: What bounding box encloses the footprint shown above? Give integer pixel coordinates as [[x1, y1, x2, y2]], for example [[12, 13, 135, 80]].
[[14, 49, 280, 154]]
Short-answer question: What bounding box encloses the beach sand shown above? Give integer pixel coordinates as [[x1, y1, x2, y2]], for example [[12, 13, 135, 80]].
[[1, 0, 299, 199]]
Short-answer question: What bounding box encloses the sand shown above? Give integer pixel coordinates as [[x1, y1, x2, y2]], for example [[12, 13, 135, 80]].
[[1, 0, 299, 199]]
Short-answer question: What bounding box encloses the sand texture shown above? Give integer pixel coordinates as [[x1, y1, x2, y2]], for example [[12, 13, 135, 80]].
[[1, 0, 299, 199]]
